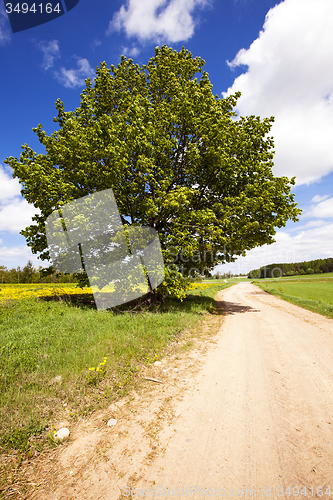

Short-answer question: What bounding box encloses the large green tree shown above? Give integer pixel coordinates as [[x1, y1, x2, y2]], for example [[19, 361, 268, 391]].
[[5, 45, 301, 296]]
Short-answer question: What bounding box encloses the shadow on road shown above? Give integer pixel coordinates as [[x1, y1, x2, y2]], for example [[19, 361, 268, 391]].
[[216, 300, 260, 315]]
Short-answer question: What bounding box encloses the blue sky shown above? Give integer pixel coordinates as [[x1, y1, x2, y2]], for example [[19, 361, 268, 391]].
[[0, 0, 333, 274]]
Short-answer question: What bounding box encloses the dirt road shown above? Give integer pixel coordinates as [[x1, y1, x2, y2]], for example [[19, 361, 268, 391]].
[[32, 283, 333, 500]]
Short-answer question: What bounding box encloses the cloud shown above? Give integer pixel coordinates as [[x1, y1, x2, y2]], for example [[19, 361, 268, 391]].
[[37, 39, 60, 70], [308, 197, 333, 218], [217, 223, 333, 275], [311, 194, 330, 203], [0, 165, 21, 202], [55, 57, 95, 88], [0, 198, 40, 233], [0, 243, 41, 269], [108, 0, 211, 42], [91, 39, 102, 49], [121, 45, 140, 57], [289, 219, 326, 231], [0, 2, 11, 44], [223, 0, 333, 185]]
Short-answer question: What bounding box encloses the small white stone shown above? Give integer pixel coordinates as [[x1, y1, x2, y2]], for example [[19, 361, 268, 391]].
[[107, 418, 117, 427], [54, 428, 70, 441], [153, 361, 161, 365]]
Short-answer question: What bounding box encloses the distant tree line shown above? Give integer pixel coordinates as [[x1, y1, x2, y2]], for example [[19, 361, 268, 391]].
[[0, 260, 79, 284], [214, 272, 248, 279], [215, 271, 233, 279], [248, 257, 333, 279]]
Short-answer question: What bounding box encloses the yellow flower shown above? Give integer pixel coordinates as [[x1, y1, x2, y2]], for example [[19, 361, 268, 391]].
[[89, 367, 95, 371]]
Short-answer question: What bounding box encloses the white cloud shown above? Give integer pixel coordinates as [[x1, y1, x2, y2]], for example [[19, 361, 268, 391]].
[[55, 57, 95, 88], [121, 45, 140, 57], [308, 197, 333, 218], [0, 165, 21, 202], [217, 223, 333, 275], [224, 0, 333, 185], [37, 39, 60, 70], [0, 198, 40, 233], [0, 166, 41, 269], [0, 2, 11, 45], [108, 0, 210, 42], [289, 219, 326, 231], [311, 194, 330, 203], [0, 166, 40, 234], [91, 39, 102, 49], [0, 244, 42, 269], [0, 244, 33, 259]]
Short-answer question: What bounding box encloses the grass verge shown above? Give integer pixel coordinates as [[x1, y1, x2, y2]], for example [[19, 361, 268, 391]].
[[254, 279, 333, 319]]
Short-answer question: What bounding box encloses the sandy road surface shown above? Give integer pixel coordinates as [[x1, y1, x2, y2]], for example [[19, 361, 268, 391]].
[[133, 283, 333, 499], [30, 283, 333, 500]]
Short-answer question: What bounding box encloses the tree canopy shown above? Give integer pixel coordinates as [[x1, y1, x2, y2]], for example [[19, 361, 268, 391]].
[[5, 45, 301, 297]]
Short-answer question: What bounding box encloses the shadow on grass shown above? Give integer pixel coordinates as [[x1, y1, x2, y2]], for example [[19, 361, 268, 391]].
[[162, 293, 222, 315], [40, 291, 97, 309], [39, 289, 222, 315]]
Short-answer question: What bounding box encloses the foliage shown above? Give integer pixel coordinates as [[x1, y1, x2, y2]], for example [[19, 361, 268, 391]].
[[5, 45, 301, 296], [0, 261, 78, 284], [156, 266, 190, 301]]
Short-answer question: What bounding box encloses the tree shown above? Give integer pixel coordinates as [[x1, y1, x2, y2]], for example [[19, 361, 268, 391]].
[[5, 45, 301, 298], [0, 265, 7, 284], [7, 268, 18, 284], [20, 260, 35, 283]]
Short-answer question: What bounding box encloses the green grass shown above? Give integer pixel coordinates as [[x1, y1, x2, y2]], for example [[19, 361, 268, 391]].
[[254, 278, 333, 319], [255, 271, 333, 281], [0, 283, 227, 458]]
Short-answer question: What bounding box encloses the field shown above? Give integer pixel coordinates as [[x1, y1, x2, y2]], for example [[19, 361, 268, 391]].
[[2, 274, 333, 496], [254, 274, 333, 318], [0, 282, 228, 462]]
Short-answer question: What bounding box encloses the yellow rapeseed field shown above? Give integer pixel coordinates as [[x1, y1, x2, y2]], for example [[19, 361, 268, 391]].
[[0, 283, 94, 302], [188, 283, 211, 289], [0, 281, 211, 303]]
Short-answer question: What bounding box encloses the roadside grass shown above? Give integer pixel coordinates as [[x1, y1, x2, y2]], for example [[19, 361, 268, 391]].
[[0, 282, 228, 463], [254, 278, 333, 319], [254, 271, 333, 281]]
